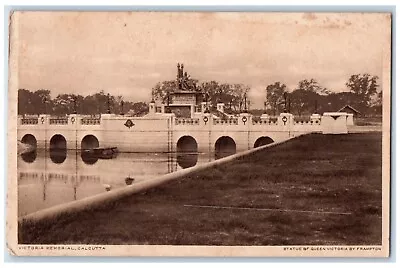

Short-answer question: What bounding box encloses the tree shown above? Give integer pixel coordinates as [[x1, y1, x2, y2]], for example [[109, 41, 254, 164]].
[[151, 80, 178, 104], [126, 102, 149, 116], [298, 79, 331, 95], [18, 89, 52, 115], [18, 89, 33, 115], [345, 74, 379, 108], [289, 79, 324, 116], [53, 94, 84, 115], [265, 82, 287, 115]]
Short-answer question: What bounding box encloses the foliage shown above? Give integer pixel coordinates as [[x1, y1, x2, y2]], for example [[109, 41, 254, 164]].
[[151, 79, 250, 113], [18, 73, 382, 117], [346, 74, 379, 107], [265, 82, 287, 115], [18, 89, 149, 116]]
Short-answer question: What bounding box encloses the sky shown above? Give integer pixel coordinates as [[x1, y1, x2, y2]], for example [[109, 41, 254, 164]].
[[14, 12, 391, 108]]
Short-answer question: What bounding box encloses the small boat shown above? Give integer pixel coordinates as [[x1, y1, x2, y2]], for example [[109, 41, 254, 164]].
[[125, 176, 135, 185], [82, 147, 119, 159]]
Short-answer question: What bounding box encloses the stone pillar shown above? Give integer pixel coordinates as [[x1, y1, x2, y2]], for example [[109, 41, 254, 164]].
[[68, 114, 80, 150], [38, 114, 49, 126], [161, 104, 165, 114], [38, 114, 49, 150], [310, 113, 321, 123], [239, 113, 251, 124], [217, 103, 224, 113], [278, 113, 293, 127]]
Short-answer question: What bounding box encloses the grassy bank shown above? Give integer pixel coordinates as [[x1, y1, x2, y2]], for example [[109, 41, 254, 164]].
[[19, 133, 382, 245]]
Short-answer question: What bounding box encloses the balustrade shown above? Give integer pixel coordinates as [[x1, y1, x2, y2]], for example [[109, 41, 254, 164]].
[[294, 119, 320, 125], [81, 118, 101, 125], [175, 118, 200, 125], [49, 118, 68, 125], [20, 118, 38, 125], [213, 118, 238, 125], [252, 118, 278, 125]]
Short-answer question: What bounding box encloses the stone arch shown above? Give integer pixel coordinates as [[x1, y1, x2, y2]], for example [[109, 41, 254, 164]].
[[81, 135, 100, 165], [50, 134, 67, 150], [49, 134, 67, 164], [81, 135, 100, 150], [254, 136, 274, 148], [176, 135, 198, 168], [177, 135, 198, 153], [215, 136, 236, 160], [21, 134, 37, 150]]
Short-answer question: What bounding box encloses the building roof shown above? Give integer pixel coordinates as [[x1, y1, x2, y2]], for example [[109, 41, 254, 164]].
[[337, 105, 361, 114]]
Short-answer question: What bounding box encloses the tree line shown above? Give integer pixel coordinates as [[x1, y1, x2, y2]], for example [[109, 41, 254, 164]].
[[265, 74, 381, 116], [18, 89, 149, 116], [151, 73, 382, 117], [18, 73, 382, 117]]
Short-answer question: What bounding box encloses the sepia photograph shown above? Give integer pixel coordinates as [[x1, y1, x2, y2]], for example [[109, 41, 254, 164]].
[[6, 11, 391, 257]]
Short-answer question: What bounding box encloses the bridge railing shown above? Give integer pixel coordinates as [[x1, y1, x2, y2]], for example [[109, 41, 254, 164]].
[[213, 118, 239, 125], [81, 118, 101, 125], [49, 117, 69, 125], [20, 118, 39, 125], [175, 118, 200, 125], [293, 119, 321, 125], [251, 118, 278, 125]]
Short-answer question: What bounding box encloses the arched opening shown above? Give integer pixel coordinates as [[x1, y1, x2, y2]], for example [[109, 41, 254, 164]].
[[21, 134, 37, 150], [176, 136, 198, 168], [254, 136, 274, 148], [81, 135, 100, 150], [49, 134, 67, 164], [81, 135, 100, 165], [20, 134, 37, 163], [50, 134, 67, 150], [177, 136, 198, 153], [21, 151, 37, 163], [215, 136, 236, 160]]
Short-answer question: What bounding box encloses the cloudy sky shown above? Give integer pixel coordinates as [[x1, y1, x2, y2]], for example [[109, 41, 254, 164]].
[[14, 12, 390, 108]]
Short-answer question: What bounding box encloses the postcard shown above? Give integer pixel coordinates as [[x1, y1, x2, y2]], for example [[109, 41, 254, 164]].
[[6, 11, 391, 257]]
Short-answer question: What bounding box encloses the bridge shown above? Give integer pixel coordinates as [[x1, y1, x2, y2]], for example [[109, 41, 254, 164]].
[[17, 63, 353, 157], [17, 110, 352, 157]]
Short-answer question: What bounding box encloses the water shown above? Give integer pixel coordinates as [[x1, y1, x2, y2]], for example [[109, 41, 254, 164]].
[[17, 150, 214, 217]]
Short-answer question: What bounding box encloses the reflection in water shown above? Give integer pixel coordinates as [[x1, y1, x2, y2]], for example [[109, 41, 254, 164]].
[[50, 149, 67, 164], [176, 136, 198, 169], [21, 151, 37, 163], [18, 150, 213, 217], [177, 152, 198, 168], [81, 152, 99, 165]]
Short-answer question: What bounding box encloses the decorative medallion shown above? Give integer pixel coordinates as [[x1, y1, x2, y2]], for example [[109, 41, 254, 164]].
[[41, 117, 45, 124], [282, 116, 288, 125], [203, 116, 209, 124], [242, 116, 248, 124], [124, 119, 135, 128], [71, 117, 75, 124]]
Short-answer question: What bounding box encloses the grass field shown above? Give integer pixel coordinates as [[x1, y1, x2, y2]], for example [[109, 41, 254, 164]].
[[19, 133, 383, 245]]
